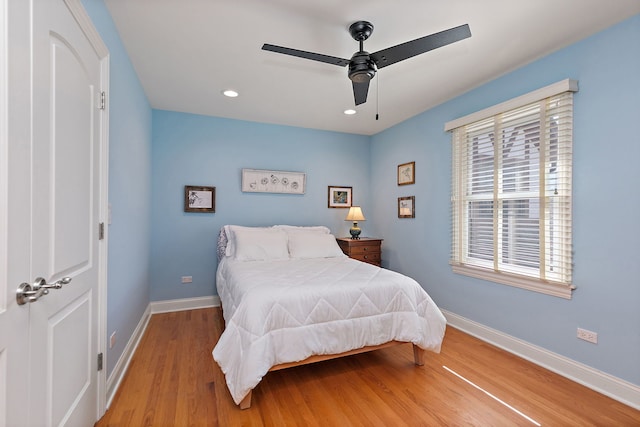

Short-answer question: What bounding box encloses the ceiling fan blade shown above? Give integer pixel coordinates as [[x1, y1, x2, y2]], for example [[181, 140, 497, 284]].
[[262, 44, 350, 67], [370, 24, 471, 69], [352, 80, 370, 105]]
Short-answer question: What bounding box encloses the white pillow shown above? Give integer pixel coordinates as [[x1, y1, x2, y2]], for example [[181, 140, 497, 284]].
[[223, 225, 234, 256], [225, 225, 271, 257], [224, 225, 331, 258], [273, 225, 331, 234], [232, 228, 289, 261], [288, 233, 346, 259]]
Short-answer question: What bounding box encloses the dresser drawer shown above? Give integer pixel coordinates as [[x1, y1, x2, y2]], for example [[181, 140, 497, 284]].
[[347, 244, 380, 255], [350, 252, 381, 264], [336, 238, 383, 267]]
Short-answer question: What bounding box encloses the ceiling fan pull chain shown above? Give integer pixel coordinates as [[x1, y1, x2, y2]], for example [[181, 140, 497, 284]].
[[376, 73, 380, 120]]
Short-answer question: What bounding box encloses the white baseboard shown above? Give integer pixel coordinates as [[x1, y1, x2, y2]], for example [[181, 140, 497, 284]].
[[105, 304, 151, 408], [105, 296, 220, 408], [149, 295, 220, 314], [442, 309, 640, 410]]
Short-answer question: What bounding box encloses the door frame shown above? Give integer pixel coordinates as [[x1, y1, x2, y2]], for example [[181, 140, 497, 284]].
[[64, 0, 110, 418]]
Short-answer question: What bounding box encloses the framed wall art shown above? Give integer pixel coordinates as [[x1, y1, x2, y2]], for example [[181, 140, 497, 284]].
[[327, 186, 352, 208], [398, 161, 415, 186], [398, 196, 415, 218], [184, 185, 215, 213], [241, 169, 306, 194]]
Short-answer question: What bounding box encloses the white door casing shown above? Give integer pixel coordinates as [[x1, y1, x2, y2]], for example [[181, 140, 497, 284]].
[[1, 0, 109, 425]]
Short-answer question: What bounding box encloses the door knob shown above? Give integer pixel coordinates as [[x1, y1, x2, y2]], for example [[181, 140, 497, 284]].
[[16, 277, 72, 305]]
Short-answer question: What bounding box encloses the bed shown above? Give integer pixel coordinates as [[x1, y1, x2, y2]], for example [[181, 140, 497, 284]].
[[212, 225, 447, 409]]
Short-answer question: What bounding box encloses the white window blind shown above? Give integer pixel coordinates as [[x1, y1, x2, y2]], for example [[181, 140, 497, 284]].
[[448, 82, 576, 298]]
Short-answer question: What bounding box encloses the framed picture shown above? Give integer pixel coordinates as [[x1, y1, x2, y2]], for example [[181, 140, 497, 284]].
[[241, 169, 306, 194], [398, 196, 415, 218], [328, 186, 352, 208], [184, 185, 215, 213], [398, 161, 415, 186]]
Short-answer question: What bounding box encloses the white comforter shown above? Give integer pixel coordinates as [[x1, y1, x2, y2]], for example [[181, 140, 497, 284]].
[[212, 256, 446, 405]]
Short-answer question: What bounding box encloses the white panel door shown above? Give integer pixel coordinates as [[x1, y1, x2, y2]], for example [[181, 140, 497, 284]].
[[1, 0, 34, 425], [1, 0, 107, 426]]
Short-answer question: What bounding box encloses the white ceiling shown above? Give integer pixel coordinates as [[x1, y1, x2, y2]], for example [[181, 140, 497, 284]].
[[104, 0, 640, 136]]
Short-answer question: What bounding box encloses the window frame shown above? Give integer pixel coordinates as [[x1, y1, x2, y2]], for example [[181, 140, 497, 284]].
[[445, 79, 578, 299]]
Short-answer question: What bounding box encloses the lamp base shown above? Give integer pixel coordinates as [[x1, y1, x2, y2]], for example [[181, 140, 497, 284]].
[[349, 222, 361, 240]]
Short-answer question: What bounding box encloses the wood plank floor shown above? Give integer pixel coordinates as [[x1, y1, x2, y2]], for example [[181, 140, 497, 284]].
[[95, 308, 640, 426]]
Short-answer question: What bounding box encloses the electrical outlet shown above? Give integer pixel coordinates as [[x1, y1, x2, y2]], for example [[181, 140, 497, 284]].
[[577, 328, 597, 344], [181, 276, 192, 284], [110, 331, 116, 349]]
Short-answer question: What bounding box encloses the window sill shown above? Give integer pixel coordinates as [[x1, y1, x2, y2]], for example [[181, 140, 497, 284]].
[[451, 263, 575, 299]]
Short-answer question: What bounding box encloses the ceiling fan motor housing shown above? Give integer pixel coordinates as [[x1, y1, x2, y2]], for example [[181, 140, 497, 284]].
[[348, 52, 376, 83]]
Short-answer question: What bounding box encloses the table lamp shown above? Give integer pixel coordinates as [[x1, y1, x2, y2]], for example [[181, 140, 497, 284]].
[[345, 206, 365, 239]]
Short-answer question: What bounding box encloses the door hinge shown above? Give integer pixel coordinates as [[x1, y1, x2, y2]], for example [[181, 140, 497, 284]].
[[97, 353, 103, 371], [99, 222, 105, 240], [99, 91, 106, 110]]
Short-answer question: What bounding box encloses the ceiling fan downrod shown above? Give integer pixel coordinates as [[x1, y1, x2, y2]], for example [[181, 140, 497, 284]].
[[347, 21, 377, 83]]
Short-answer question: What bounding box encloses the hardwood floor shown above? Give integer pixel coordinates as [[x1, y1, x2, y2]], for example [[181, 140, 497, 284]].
[[95, 308, 640, 426]]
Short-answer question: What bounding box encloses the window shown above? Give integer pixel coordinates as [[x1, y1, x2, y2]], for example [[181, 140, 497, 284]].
[[445, 80, 577, 298]]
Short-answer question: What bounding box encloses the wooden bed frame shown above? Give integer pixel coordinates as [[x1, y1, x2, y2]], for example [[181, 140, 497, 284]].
[[238, 340, 425, 409]]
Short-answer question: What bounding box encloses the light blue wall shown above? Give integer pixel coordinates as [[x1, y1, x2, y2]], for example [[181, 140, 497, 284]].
[[82, 0, 152, 376], [371, 15, 640, 386], [150, 111, 371, 301]]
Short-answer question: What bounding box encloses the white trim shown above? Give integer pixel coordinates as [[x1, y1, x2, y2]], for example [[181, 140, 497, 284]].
[[105, 296, 220, 407], [444, 79, 578, 131], [451, 264, 574, 299], [150, 295, 220, 314], [64, 0, 108, 58], [442, 309, 640, 410], [96, 55, 110, 419], [105, 305, 151, 408]]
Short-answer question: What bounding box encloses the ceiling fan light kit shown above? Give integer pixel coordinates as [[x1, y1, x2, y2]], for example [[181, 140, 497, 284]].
[[262, 20, 471, 106]]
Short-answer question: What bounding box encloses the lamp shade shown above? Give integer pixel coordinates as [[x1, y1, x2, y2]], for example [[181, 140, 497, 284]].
[[345, 206, 365, 221]]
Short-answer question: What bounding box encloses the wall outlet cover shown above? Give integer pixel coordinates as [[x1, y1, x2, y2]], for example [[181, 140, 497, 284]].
[[577, 328, 598, 344]]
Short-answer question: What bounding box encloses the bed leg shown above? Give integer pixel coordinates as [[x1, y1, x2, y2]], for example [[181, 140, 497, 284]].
[[412, 344, 425, 366], [239, 391, 252, 409]]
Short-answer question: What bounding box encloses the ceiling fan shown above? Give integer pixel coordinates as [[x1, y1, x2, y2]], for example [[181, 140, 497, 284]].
[[262, 21, 471, 106]]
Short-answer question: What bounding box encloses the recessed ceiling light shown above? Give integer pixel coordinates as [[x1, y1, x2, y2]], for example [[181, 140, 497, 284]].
[[222, 89, 239, 98], [344, 109, 356, 115]]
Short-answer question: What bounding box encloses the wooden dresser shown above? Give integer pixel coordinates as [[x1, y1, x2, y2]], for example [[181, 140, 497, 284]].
[[336, 237, 383, 267]]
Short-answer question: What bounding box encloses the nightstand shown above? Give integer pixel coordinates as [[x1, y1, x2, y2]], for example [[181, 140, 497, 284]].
[[336, 237, 383, 267]]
